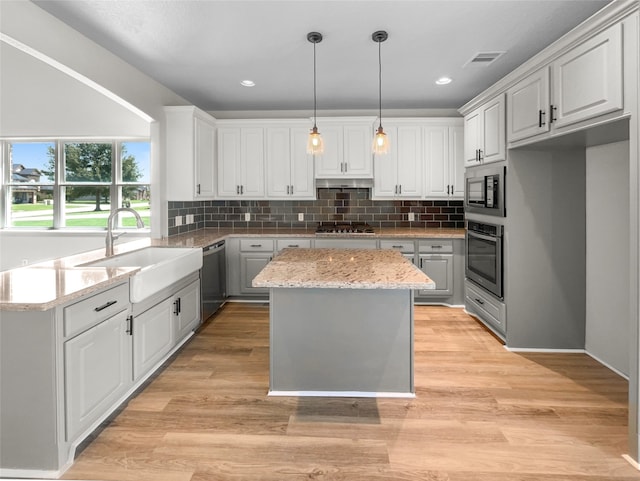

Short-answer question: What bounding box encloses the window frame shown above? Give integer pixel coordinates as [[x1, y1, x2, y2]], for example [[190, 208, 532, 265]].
[[0, 138, 151, 230]]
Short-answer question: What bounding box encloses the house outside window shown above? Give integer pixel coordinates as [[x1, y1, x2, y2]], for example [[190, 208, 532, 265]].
[[1, 140, 151, 229]]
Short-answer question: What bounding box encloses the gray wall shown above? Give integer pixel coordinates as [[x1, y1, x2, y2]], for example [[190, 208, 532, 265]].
[[586, 140, 630, 376], [506, 149, 586, 349]]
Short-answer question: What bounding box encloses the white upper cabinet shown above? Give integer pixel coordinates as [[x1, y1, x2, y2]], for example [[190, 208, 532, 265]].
[[314, 118, 375, 178], [551, 23, 623, 128], [464, 95, 505, 167], [507, 22, 623, 143], [424, 124, 465, 199], [217, 124, 265, 198], [165, 106, 217, 200], [373, 123, 422, 199], [266, 125, 315, 199], [507, 67, 550, 142]]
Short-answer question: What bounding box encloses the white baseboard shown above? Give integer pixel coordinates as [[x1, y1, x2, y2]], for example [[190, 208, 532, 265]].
[[505, 346, 586, 353], [0, 466, 66, 479], [585, 351, 629, 380], [268, 390, 416, 398], [623, 454, 640, 470]]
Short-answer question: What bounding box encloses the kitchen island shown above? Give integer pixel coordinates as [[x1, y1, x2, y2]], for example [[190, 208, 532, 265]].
[[252, 248, 434, 397]]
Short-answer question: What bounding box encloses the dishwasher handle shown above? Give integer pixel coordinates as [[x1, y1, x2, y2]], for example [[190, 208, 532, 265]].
[[203, 240, 225, 255]]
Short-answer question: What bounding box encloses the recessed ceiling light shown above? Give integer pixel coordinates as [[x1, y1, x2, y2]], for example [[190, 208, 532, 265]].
[[240, 80, 255, 87], [435, 77, 452, 85]]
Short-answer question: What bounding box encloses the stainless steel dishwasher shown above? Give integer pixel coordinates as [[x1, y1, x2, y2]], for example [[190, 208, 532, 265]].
[[201, 240, 226, 321]]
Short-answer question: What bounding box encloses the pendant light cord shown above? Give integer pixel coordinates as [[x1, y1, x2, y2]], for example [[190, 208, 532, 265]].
[[378, 39, 382, 130], [313, 40, 317, 129]]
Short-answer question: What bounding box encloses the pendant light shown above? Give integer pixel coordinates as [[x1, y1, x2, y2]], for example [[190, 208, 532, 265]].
[[372, 30, 389, 155], [307, 32, 324, 155]]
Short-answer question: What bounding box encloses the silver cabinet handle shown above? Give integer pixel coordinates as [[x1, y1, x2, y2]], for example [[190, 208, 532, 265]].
[[241, 185, 244, 194], [431, 245, 443, 249], [197, 184, 201, 195], [236, 185, 240, 194], [392, 245, 404, 249], [398, 185, 402, 194], [126, 315, 133, 335], [288, 244, 299, 248], [475, 298, 485, 305], [290, 185, 294, 195], [250, 244, 262, 248], [286, 185, 290, 195]]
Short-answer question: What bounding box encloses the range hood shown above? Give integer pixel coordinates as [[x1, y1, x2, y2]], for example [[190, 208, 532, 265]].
[[315, 178, 374, 189]]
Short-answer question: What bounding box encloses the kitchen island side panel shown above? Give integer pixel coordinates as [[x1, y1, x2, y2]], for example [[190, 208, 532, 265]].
[[0, 310, 61, 472], [269, 288, 414, 395]]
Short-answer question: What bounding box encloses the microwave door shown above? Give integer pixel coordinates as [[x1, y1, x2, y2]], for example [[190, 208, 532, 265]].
[[467, 178, 485, 205]]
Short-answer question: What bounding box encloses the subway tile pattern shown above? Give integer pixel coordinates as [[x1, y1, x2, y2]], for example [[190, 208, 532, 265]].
[[167, 189, 464, 236]]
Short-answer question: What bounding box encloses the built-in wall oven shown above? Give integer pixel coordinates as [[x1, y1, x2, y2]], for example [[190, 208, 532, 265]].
[[465, 164, 506, 217], [466, 220, 503, 299]]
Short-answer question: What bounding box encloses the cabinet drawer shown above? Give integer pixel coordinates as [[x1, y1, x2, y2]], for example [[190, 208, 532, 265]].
[[240, 239, 274, 252], [276, 239, 312, 251], [380, 240, 415, 252], [418, 239, 453, 253], [64, 282, 129, 338], [465, 281, 506, 334]]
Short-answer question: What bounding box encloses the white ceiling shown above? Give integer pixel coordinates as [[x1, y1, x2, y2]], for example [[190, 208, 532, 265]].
[[32, 0, 612, 113]]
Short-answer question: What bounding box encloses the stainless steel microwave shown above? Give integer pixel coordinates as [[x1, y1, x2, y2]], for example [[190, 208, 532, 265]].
[[464, 164, 506, 217]]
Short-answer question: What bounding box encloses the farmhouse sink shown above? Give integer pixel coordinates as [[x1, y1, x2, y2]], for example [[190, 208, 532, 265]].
[[82, 247, 203, 302]]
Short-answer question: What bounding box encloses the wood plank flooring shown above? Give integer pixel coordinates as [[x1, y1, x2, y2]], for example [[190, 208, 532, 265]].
[[62, 303, 640, 481]]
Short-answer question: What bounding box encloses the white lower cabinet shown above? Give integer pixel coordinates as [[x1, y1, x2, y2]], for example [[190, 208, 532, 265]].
[[174, 279, 201, 341], [64, 309, 131, 441], [133, 297, 174, 381]]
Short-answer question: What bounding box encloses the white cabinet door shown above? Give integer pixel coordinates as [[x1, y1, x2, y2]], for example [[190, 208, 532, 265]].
[[217, 127, 242, 197], [373, 130, 398, 199], [423, 126, 448, 198], [314, 125, 343, 177], [266, 127, 291, 198], [449, 126, 465, 198], [289, 127, 315, 198], [165, 106, 217, 200], [64, 310, 130, 441], [464, 108, 481, 167], [343, 124, 373, 177], [314, 120, 374, 178], [241, 128, 265, 197], [218, 127, 265, 198], [418, 254, 453, 296], [395, 125, 423, 197], [507, 67, 550, 142], [174, 279, 201, 341], [552, 22, 623, 128], [194, 116, 216, 197], [481, 95, 506, 164], [133, 297, 174, 380]]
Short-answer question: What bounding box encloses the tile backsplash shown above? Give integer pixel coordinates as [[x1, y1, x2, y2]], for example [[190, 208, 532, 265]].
[[168, 188, 464, 236]]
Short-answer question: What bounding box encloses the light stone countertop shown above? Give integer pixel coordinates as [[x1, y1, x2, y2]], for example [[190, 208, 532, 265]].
[[252, 248, 435, 290], [1, 226, 461, 310]]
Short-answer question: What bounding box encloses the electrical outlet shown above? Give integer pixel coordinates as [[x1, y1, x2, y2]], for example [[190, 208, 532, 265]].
[[187, 214, 194, 224], [244, 212, 251, 221], [408, 212, 415, 221], [175, 216, 183, 226], [298, 213, 304, 221]]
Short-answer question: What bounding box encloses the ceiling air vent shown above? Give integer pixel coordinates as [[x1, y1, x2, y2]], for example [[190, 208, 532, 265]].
[[464, 51, 505, 68]]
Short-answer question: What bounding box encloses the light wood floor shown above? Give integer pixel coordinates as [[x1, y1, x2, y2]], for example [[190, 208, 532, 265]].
[[63, 303, 640, 481]]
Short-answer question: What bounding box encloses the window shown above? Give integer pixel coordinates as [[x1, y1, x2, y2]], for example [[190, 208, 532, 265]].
[[2, 140, 151, 229]]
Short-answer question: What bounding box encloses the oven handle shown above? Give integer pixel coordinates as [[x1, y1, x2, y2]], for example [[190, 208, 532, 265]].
[[467, 230, 500, 242]]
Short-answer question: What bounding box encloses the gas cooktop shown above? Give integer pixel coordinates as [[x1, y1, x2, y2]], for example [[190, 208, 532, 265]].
[[315, 222, 375, 235]]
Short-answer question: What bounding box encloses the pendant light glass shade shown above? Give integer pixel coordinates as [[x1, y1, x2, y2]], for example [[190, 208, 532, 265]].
[[373, 126, 389, 155], [307, 125, 324, 154], [307, 32, 324, 155], [372, 30, 389, 155]]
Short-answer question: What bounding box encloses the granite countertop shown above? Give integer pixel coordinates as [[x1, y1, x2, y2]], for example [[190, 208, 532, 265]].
[[1, 226, 461, 311], [252, 248, 435, 290], [161, 226, 465, 249]]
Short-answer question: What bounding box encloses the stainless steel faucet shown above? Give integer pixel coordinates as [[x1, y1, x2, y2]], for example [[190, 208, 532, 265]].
[[105, 207, 145, 257]]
